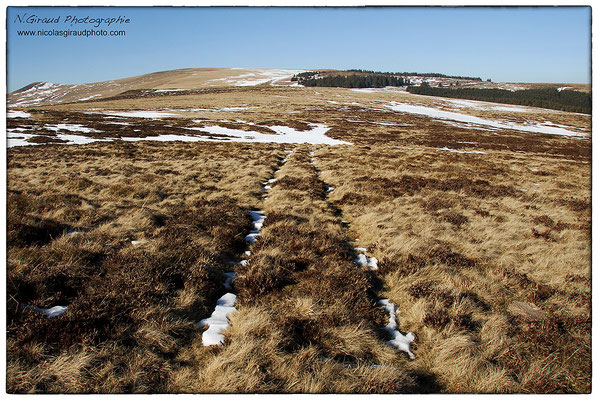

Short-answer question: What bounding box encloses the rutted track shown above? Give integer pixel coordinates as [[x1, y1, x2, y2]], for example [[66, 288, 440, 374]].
[[194, 145, 420, 393], [309, 151, 416, 360], [198, 149, 295, 346]]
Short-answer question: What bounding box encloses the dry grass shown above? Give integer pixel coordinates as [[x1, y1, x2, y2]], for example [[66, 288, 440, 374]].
[[7, 78, 591, 393], [315, 132, 590, 393], [7, 140, 286, 393]]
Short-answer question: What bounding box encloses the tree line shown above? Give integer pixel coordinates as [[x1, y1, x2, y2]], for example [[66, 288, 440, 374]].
[[291, 70, 484, 89], [407, 86, 591, 114], [347, 69, 482, 81], [295, 72, 411, 88]]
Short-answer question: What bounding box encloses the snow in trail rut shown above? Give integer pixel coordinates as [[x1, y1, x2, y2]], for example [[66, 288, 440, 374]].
[[198, 290, 237, 346], [378, 299, 416, 360], [245, 211, 266, 244], [198, 210, 267, 346], [354, 249, 379, 271]]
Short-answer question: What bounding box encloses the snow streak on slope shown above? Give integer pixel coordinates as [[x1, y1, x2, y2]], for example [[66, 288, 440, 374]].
[[9, 81, 111, 107], [208, 69, 305, 86], [7, 111, 32, 118], [101, 110, 179, 118], [443, 99, 531, 113], [387, 102, 586, 137], [9, 82, 66, 107]]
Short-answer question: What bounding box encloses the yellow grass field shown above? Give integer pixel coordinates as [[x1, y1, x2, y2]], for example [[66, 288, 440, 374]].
[[6, 69, 591, 393]]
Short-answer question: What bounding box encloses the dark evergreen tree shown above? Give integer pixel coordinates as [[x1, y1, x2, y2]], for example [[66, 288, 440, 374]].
[[406, 86, 591, 114]]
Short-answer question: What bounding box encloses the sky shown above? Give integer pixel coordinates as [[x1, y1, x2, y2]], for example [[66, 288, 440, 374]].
[[6, 6, 591, 91]]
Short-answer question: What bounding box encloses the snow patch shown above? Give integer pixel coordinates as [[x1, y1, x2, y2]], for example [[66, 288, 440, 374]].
[[387, 102, 586, 137], [350, 86, 405, 93], [7, 110, 31, 118], [245, 211, 266, 244], [444, 99, 530, 113], [183, 106, 256, 112], [209, 69, 306, 87], [378, 299, 415, 359], [354, 253, 378, 270], [77, 94, 101, 101], [35, 305, 68, 319], [7, 131, 39, 147], [102, 110, 178, 119], [154, 89, 187, 93], [198, 293, 238, 346], [189, 123, 351, 145], [121, 134, 213, 144], [54, 134, 110, 145], [44, 124, 102, 134]]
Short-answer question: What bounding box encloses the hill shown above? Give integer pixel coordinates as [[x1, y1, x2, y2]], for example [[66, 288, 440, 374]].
[[7, 68, 306, 107]]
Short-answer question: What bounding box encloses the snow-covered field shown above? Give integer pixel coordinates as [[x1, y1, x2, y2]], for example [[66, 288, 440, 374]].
[[7, 89, 588, 150], [6, 66, 592, 395]]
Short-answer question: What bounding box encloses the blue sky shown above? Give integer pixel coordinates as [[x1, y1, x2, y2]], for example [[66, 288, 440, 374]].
[[6, 6, 591, 91]]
